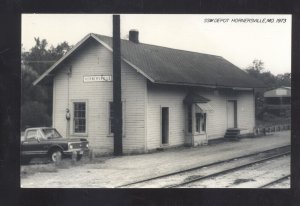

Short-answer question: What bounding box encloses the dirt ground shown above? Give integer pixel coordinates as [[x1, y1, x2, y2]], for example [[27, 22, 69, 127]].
[[20, 131, 290, 188]]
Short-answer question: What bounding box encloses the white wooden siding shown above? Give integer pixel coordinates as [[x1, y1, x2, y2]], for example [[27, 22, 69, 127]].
[[121, 61, 147, 153], [203, 89, 228, 139], [53, 39, 147, 154], [198, 89, 255, 139], [147, 84, 186, 150], [146, 86, 255, 148]]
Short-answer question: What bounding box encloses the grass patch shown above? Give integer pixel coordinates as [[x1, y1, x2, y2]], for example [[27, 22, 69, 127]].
[[21, 164, 58, 178], [80, 157, 107, 164], [54, 159, 74, 169], [21, 156, 107, 178], [256, 114, 290, 128]]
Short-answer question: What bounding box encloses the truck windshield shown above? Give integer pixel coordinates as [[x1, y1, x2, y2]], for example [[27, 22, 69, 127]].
[[42, 129, 62, 139]]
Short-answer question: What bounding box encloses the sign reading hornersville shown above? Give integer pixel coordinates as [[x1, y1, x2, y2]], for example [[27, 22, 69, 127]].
[[83, 75, 112, 82]]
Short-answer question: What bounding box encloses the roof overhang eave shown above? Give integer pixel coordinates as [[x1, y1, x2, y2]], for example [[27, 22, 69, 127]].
[[152, 80, 263, 90], [33, 33, 94, 86], [33, 33, 156, 86]]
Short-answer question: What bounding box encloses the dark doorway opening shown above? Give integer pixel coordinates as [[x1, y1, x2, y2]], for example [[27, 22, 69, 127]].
[[227, 100, 237, 128], [161, 107, 169, 144]]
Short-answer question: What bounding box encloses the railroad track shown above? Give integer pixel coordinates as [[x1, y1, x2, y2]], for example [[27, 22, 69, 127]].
[[117, 145, 290, 188], [167, 152, 290, 188], [259, 174, 290, 188]]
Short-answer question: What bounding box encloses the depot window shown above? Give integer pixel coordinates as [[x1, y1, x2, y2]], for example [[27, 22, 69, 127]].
[[73, 102, 86, 134], [196, 113, 206, 133]]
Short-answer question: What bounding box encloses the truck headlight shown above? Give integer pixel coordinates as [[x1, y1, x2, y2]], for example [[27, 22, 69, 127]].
[[69, 144, 73, 149], [86, 143, 89, 148]]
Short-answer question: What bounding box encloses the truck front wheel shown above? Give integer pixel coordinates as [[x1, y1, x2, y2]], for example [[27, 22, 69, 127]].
[[49, 150, 62, 163]]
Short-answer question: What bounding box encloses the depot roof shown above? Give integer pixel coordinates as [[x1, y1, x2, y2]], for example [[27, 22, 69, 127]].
[[34, 33, 265, 89]]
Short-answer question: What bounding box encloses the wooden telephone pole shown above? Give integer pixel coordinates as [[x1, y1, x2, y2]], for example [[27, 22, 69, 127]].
[[113, 15, 123, 156]]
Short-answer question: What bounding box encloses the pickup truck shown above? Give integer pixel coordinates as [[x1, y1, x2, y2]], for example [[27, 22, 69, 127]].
[[21, 127, 89, 164]]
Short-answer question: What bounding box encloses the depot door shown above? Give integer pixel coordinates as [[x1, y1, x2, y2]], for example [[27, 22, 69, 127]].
[[161, 107, 169, 144], [227, 100, 237, 128]]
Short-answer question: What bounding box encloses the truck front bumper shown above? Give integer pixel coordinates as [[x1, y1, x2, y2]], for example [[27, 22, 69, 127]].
[[64, 148, 89, 156]]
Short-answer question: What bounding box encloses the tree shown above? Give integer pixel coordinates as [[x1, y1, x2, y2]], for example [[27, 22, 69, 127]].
[[22, 38, 51, 75], [245, 59, 264, 78], [245, 59, 276, 88], [275, 72, 291, 87], [48, 41, 72, 61], [245, 59, 291, 119], [21, 101, 51, 129], [245, 59, 291, 88], [23, 38, 72, 75], [21, 64, 48, 104], [21, 38, 72, 130]]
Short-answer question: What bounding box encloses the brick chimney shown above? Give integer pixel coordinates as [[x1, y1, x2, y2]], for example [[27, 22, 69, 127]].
[[129, 29, 139, 43]]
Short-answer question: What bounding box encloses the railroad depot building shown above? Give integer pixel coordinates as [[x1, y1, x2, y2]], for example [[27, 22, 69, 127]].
[[34, 31, 264, 154]]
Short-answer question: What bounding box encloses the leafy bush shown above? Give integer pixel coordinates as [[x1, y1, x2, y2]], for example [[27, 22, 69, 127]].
[[21, 101, 51, 130], [21, 38, 72, 131]]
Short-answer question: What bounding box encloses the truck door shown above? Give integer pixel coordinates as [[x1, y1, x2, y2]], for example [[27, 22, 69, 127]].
[[21, 129, 47, 156]]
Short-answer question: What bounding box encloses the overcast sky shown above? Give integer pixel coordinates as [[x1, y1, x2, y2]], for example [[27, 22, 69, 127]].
[[22, 14, 291, 75]]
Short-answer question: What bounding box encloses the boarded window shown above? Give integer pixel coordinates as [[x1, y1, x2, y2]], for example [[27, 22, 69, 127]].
[[74, 102, 86, 133]]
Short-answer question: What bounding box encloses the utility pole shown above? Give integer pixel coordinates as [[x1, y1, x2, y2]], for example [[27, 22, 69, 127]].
[[113, 15, 123, 155]]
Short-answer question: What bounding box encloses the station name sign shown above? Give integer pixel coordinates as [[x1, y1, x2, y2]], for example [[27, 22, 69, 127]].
[[83, 75, 112, 82]]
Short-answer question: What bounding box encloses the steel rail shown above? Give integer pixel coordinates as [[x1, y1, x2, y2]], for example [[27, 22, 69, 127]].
[[116, 145, 290, 188], [259, 174, 290, 188], [166, 151, 290, 188]]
